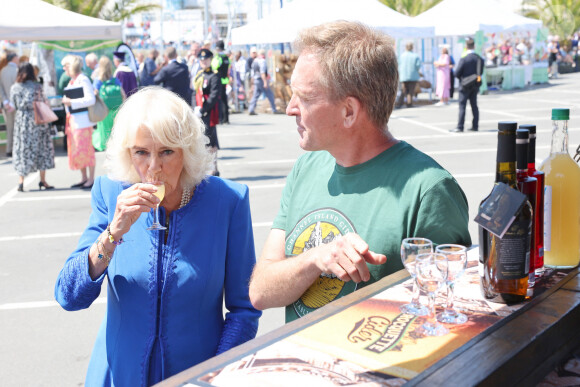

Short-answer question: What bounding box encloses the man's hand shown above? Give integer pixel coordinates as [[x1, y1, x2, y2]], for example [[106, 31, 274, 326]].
[[310, 233, 386, 283]]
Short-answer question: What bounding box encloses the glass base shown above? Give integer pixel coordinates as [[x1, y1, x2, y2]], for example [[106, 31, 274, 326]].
[[147, 223, 167, 230], [400, 302, 429, 316], [437, 310, 468, 324], [417, 321, 449, 337]]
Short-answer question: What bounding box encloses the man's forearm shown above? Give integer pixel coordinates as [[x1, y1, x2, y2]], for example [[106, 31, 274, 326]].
[[249, 252, 322, 310]]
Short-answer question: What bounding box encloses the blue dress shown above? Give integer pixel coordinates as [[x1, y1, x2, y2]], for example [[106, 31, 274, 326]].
[[55, 176, 261, 386]]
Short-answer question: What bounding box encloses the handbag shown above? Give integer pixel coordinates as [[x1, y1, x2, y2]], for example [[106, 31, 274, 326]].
[[88, 93, 109, 123], [460, 54, 483, 89], [33, 87, 58, 125]]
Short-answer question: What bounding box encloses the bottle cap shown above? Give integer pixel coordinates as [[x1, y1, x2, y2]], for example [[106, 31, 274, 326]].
[[519, 124, 536, 134], [551, 108, 569, 120], [498, 121, 517, 132], [516, 129, 529, 141]]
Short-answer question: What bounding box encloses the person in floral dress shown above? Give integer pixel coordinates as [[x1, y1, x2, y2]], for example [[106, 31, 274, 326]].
[[10, 62, 55, 192]]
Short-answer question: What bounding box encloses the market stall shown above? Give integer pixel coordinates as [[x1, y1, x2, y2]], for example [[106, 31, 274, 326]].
[[413, 0, 546, 91], [231, 0, 434, 45]]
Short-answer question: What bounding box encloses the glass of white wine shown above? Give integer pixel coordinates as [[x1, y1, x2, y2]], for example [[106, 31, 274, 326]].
[[147, 182, 166, 231]]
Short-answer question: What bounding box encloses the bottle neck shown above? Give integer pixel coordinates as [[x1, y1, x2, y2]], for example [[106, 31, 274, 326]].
[[496, 161, 517, 187], [550, 119, 569, 154], [496, 130, 517, 187]]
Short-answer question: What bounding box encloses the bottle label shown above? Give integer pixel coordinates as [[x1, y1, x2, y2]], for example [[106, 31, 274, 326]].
[[544, 185, 552, 252], [496, 221, 530, 280]]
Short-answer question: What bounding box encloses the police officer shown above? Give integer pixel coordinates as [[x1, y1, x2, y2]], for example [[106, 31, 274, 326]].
[[194, 48, 221, 176], [211, 40, 230, 124]]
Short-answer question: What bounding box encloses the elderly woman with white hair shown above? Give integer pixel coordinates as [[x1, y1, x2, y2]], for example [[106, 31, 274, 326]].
[[55, 87, 260, 386]]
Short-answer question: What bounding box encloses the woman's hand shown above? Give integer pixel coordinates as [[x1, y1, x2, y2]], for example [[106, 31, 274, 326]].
[[62, 96, 71, 106], [108, 183, 160, 240]]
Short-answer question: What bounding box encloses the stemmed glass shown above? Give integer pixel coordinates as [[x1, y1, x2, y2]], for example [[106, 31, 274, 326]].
[[146, 181, 166, 231], [436, 244, 468, 324], [415, 252, 449, 337], [400, 238, 432, 316]]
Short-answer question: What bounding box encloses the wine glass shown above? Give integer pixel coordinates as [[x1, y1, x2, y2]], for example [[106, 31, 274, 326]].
[[400, 238, 432, 316], [436, 244, 468, 324], [146, 181, 166, 231], [415, 252, 449, 336]]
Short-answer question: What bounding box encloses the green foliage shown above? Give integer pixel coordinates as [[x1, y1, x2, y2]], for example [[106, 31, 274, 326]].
[[522, 0, 580, 38], [43, 0, 160, 21], [379, 0, 443, 16]]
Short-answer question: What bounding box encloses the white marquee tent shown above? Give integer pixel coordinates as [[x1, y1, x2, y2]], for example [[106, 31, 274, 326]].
[[0, 0, 122, 41], [231, 0, 434, 45], [413, 0, 542, 37]]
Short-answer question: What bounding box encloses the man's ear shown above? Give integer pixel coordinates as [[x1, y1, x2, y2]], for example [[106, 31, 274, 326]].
[[343, 96, 361, 129]]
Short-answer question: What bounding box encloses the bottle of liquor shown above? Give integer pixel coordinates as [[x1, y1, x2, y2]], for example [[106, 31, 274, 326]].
[[479, 121, 531, 303], [516, 128, 537, 287], [538, 108, 580, 268], [520, 124, 544, 276]]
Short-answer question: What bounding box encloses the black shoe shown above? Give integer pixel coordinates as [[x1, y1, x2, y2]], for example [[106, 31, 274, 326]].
[[467, 127, 479, 132], [71, 180, 88, 188], [17, 183, 23, 192], [81, 183, 94, 190], [249, 111, 258, 116], [273, 110, 285, 114], [6, 152, 12, 158], [39, 181, 54, 190], [450, 128, 464, 133]]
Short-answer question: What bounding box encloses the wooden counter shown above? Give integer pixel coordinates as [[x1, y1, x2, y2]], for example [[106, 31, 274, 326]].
[[158, 264, 580, 387]]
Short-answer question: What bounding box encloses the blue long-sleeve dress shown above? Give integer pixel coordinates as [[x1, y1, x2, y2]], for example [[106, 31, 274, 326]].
[[55, 175, 261, 386]]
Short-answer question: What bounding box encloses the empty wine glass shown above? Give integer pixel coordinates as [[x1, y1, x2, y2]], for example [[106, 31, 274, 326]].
[[400, 238, 432, 316], [436, 244, 468, 324], [146, 181, 166, 231], [415, 252, 449, 337]]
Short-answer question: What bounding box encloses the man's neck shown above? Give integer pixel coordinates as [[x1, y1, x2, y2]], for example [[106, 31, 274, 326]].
[[332, 127, 398, 168]]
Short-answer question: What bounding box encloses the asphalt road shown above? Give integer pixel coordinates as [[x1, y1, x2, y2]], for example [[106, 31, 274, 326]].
[[1, 72, 579, 386]]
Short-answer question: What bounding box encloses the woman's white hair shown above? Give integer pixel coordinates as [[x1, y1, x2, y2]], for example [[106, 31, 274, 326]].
[[104, 86, 212, 189]]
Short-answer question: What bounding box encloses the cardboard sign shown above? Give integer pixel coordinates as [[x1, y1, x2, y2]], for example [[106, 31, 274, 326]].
[[474, 182, 528, 238]]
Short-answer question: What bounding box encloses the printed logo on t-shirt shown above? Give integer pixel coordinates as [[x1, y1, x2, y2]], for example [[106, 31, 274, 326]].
[[285, 208, 357, 318]]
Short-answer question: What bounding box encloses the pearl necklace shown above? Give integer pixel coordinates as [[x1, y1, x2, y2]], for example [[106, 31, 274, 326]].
[[179, 186, 193, 209]]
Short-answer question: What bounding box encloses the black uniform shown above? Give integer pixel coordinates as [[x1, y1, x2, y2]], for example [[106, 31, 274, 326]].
[[195, 68, 221, 148], [213, 52, 230, 124]]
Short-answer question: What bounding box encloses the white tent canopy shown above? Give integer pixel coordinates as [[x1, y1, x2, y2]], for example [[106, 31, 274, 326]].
[[0, 0, 122, 41], [231, 0, 434, 45], [413, 0, 542, 36]]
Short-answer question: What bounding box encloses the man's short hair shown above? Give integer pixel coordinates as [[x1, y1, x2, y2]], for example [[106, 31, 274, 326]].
[[294, 21, 398, 133], [258, 48, 266, 56], [406, 42, 414, 51], [466, 38, 475, 49], [165, 46, 177, 60]]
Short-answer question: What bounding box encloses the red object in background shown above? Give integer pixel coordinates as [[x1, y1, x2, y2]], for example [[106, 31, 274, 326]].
[[520, 124, 545, 273]]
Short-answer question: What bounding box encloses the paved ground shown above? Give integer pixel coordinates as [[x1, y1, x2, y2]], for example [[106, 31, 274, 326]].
[[1, 72, 579, 386]]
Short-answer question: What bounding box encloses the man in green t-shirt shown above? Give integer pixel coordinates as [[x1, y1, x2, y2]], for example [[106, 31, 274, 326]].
[[249, 21, 472, 323]]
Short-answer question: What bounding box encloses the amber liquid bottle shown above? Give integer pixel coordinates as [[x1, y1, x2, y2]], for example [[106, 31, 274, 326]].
[[515, 129, 537, 288], [479, 121, 531, 303], [520, 124, 545, 276]]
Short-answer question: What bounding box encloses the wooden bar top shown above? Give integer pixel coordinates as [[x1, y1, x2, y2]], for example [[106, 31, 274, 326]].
[[159, 264, 580, 387]]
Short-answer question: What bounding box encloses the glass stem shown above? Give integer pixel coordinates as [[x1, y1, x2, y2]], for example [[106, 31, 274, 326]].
[[446, 282, 455, 312], [154, 205, 160, 225], [428, 292, 437, 325], [412, 277, 421, 306]]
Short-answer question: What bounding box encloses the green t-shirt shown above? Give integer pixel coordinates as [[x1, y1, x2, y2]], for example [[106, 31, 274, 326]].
[[272, 141, 472, 322]]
